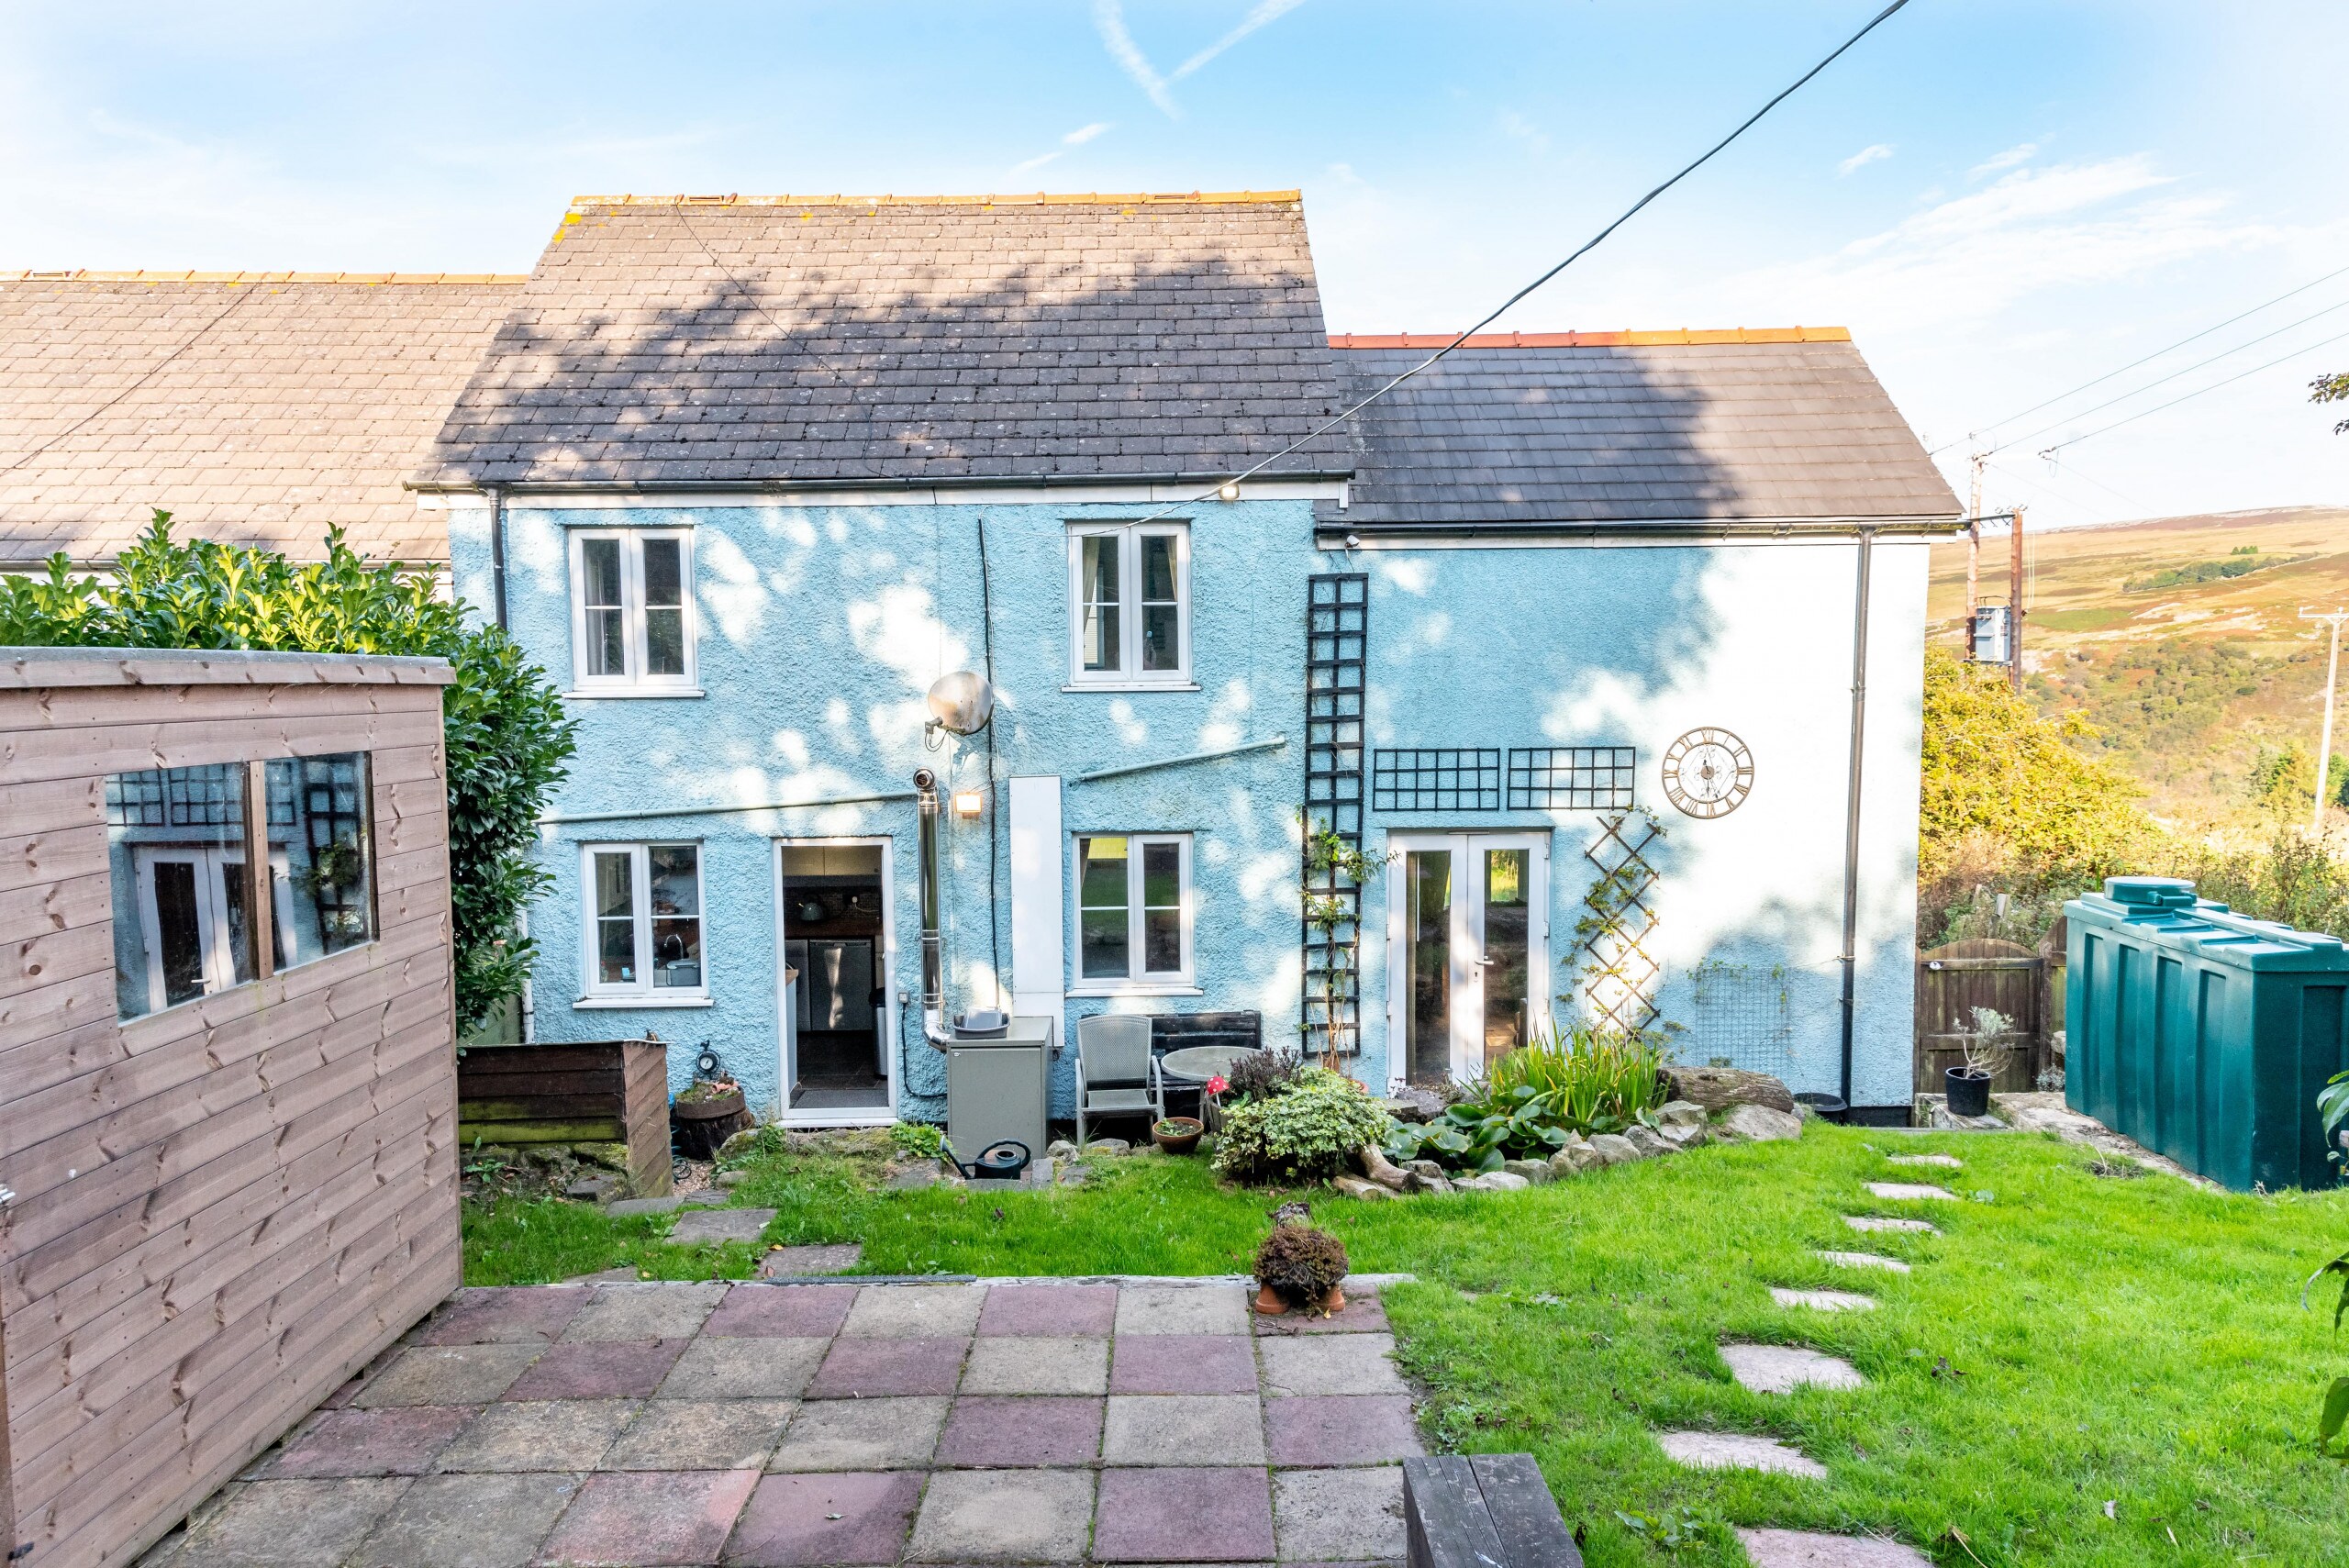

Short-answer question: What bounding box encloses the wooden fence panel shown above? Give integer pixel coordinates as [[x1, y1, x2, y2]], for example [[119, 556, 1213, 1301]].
[[1914, 938, 2043, 1095]]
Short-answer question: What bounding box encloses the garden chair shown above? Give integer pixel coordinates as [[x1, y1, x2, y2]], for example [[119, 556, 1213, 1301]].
[[1074, 1013, 1164, 1148]]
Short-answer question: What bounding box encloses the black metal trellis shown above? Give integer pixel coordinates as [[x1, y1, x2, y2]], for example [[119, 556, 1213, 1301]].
[[1508, 746, 1637, 811], [1303, 573, 1368, 1057], [1371, 748, 1501, 812], [1579, 812, 1662, 1032]]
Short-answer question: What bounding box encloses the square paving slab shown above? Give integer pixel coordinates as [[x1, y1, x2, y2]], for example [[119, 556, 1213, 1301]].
[[960, 1333, 1109, 1395], [1113, 1284, 1252, 1336], [351, 1344, 541, 1408], [1092, 1466, 1277, 1562], [1272, 1463, 1407, 1561], [977, 1282, 1119, 1336], [1109, 1333, 1260, 1395], [1884, 1153, 1963, 1169], [662, 1335, 829, 1399], [1264, 1394, 1423, 1465], [562, 1282, 727, 1341], [430, 1399, 636, 1473], [506, 1339, 687, 1401], [539, 1467, 762, 1566], [705, 1284, 858, 1339], [1257, 1333, 1408, 1396], [935, 1396, 1103, 1466], [353, 1472, 583, 1567], [807, 1336, 968, 1397], [906, 1466, 1096, 1562], [841, 1284, 986, 1338], [725, 1471, 923, 1566], [1102, 1394, 1267, 1465], [416, 1286, 584, 1346], [173, 1477, 411, 1565], [758, 1243, 864, 1279], [602, 1399, 796, 1471], [767, 1398, 949, 1471], [1864, 1182, 1956, 1202], [260, 1406, 474, 1478]]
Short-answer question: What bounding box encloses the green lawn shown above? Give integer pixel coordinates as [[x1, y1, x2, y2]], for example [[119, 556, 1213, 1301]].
[[462, 1128, 2349, 1566]]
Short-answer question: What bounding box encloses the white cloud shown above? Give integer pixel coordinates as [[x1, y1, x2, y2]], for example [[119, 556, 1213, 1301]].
[[1722, 156, 2282, 330], [1093, 0, 1177, 117], [1171, 0, 1308, 80], [1008, 150, 1062, 178], [1838, 142, 1894, 176], [1969, 141, 2039, 179], [1497, 109, 1549, 155]]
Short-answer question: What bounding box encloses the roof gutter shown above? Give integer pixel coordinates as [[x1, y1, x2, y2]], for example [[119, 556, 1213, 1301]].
[[1314, 514, 1967, 547], [409, 468, 1356, 498]]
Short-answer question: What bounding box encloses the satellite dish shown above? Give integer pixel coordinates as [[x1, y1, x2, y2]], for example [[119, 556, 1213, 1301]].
[[926, 671, 995, 736]]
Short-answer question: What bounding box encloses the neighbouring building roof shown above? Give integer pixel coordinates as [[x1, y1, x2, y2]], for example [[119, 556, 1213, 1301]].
[[1321, 328, 1961, 529], [0, 272, 521, 565], [412, 192, 1352, 493]]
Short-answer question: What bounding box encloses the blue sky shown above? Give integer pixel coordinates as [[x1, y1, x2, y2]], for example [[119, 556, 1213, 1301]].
[[6, 1, 2345, 528]]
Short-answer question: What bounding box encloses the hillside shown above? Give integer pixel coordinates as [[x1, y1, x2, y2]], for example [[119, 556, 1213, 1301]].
[[1926, 505, 2349, 823]]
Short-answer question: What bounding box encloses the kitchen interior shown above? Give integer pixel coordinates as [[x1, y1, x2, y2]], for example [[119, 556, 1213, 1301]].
[[779, 843, 890, 1114]]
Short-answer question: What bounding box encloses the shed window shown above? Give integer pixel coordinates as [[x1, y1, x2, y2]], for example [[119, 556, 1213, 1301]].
[[582, 842, 707, 1000], [1068, 523, 1189, 685], [1074, 833, 1192, 988], [570, 530, 696, 692], [105, 752, 377, 1019]]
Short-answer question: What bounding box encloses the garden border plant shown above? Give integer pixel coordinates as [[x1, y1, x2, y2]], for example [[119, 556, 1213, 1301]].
[[0, 511, 578, 1031]]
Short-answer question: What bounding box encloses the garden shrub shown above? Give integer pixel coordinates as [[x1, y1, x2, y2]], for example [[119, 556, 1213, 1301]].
[[0, 513, 577, 1032], [1211, 1068, 1388, 1184], [890, 1121, 944, 1161], [1253, 1222, 1349, 1311], [1221, 1048, 1303, 1106], [1386, 1023, 1668, 1173]]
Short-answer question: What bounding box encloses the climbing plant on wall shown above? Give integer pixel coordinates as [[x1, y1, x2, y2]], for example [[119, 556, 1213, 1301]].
[[0, 510, 578, 1032], [1300, 817, 1389, 1066]]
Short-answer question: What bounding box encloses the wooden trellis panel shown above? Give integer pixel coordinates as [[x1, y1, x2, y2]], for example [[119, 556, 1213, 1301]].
[[1579, 813, 1662, 1032]]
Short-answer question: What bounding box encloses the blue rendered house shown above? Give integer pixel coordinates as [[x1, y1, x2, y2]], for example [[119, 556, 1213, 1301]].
[[409, 191, 1961, 1126]]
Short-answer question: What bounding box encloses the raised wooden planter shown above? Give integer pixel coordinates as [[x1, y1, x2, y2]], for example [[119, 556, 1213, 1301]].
[[457, 1038, 672, 1197]]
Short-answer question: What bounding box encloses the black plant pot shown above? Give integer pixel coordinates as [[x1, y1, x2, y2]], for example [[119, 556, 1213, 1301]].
[[1944, 1067, 1992, 1118]]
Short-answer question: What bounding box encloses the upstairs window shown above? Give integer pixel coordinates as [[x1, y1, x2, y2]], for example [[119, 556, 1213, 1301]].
[[570, 529, 696, 693], [1068, 522, 1189, 686], [1073, 833, 1193, 991]]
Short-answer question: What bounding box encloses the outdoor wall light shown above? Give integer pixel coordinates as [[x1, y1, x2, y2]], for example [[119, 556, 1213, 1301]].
[[952, 789, 985, 818], [1218, 481, 1240, 501]]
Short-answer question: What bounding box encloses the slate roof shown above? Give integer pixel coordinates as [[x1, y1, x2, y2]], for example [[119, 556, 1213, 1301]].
[[414, 193, 1352, 491], [1321, 329, 1960, 528], [0, 272, 520, 563]]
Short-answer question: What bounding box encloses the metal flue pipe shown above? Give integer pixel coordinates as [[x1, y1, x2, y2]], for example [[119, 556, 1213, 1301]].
[[912, 767, 956, 1051]]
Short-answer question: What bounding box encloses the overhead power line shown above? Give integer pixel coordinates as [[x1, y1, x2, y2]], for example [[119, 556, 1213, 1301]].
[[1931, 259, 2349, 457], [1996, 295, 2349, 456], [2038, 326, 2349, 458], [1119, 0, 1917, 522]]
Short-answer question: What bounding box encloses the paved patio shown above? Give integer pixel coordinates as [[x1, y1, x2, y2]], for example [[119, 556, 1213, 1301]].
[[142, 1279, 1419, 1568]]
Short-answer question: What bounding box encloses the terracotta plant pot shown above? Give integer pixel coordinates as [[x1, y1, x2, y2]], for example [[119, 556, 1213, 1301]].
[[1319, 1284, 1346, 1316], [1152, 1117, 1205, 1156], [673, 1087, 750, 1161], [1253, 1284, 1287, 1316]]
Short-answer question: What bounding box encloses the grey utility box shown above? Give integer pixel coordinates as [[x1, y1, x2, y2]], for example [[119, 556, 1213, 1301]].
[[945, 1016, 1055, 1165]]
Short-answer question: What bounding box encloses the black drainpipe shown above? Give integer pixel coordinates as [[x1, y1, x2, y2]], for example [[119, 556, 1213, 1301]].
[[1837, 528, 1876, 1108], [487, 485, 508, 630]]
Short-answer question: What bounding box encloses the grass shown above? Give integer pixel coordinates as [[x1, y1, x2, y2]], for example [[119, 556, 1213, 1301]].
[[462, 1127, 2349, 1565]]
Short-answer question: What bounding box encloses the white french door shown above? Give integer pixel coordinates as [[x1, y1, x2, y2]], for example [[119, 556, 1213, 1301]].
[[1386, 832, 1550, 1087]]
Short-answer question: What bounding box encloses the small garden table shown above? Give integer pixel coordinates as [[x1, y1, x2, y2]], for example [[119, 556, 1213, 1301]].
[[1158, 1043, 1253, 1128]]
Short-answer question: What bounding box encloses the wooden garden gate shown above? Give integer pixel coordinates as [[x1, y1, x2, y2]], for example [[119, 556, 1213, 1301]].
[[1914, 937, 2043, 1094]]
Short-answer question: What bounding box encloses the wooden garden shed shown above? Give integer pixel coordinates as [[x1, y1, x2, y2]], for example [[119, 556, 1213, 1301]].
[[0, 647, 461, 1566]]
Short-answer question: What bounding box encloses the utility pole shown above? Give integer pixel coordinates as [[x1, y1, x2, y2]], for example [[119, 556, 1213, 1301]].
[[1965, 450, 1984, 658], [2008, 504, 2026, 694], [2301, 607, 2349, 830]]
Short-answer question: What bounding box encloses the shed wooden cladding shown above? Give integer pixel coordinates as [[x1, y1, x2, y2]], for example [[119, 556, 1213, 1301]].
[[0, 647, 460, 1568], [457, 1039, 674, 1197]]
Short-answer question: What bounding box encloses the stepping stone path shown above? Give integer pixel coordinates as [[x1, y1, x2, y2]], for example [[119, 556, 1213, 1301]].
[[1884, 1152, 1962, 1169], [1864, 1182, 1956, 1201], [1769, 1287, 1876, 1313], [147, 1277, 1420, 1567], [1814, 1250, 1910, 1273], [666, 1207, 777, 1246], [1718, 1343, 1866, 1394], [1844, 1214, 1936, 1234], [1738, 1527, 1935, 1565], [1654, 1430, 1825, 1478]]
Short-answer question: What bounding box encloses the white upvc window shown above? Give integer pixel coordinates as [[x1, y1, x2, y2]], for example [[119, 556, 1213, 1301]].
[[1066, 521, 1190, 686], [1071, 833, 1193, 992], [580, 841, 708, 1003], [569, 529, 697, 693]]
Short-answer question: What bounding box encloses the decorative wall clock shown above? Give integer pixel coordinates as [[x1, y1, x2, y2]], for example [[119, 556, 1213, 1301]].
[[1660, 728, 1753, 818]]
